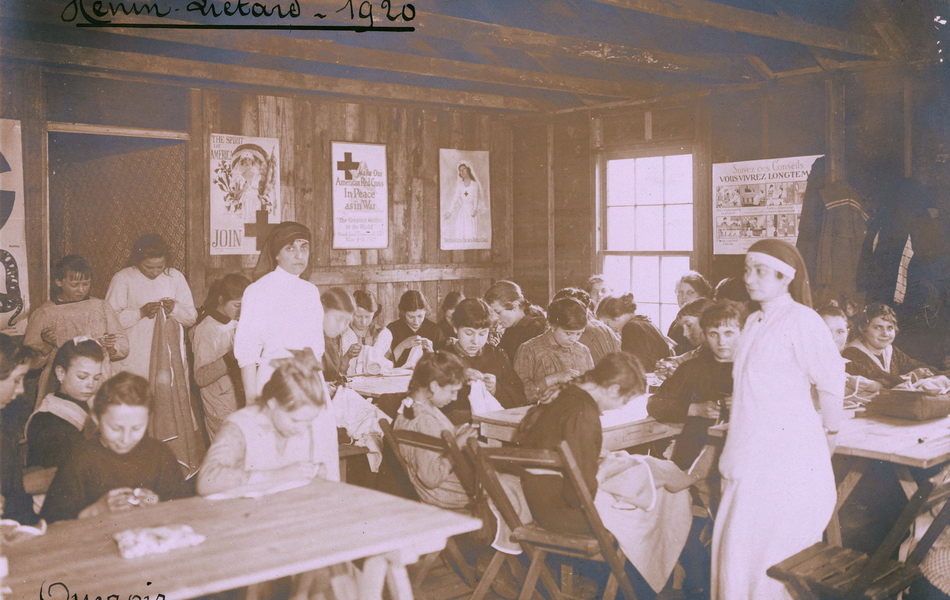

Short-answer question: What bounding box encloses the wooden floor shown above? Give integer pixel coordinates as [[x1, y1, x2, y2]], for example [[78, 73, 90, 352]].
[[413, 560, 688, 600]]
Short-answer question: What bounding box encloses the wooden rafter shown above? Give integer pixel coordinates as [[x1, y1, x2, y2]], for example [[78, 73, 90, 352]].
[[18, 1, 669, 99], [393, 7, 744, 77], [2, 40, 539, 111], [588, 0, 890, 58]]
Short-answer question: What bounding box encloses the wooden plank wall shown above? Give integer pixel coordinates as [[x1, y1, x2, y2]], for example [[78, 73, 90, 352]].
[[509, 67, 946, 300], [1, 65, 515, 330], [511, 121, 551, 306], [193, 91, 514, 326]]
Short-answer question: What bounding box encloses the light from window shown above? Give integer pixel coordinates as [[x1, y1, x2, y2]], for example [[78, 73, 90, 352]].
[[602, 153, 693, 333]]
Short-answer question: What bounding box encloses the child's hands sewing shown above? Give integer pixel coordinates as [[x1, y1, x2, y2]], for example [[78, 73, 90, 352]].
[[80, 488, 159, 519], [141, 302, 162, 319], [344, 343, 362, 361], [454, 423, 478, 445], [545, 370, 579, 388], [465, 369, 498, 395]]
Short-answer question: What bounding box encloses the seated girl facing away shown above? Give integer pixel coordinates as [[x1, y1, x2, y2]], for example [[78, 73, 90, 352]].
[[514, 297, 594, 403], [516, 352, 707, 600], [394, 351, 477, 511], [40, 372, 192, 523], [842, 303, 934, 388], [27, 338, 105, 469], [198, 349, 340, 496], [597, 294, 673, 372]]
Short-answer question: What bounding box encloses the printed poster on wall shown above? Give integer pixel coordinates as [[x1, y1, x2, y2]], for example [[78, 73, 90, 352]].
[[209, 133, 281, 255], [713, 155, 823, 254], [0, 119, 29, 335], [440, 149, 491, 250], [331, 142, 388, 249]]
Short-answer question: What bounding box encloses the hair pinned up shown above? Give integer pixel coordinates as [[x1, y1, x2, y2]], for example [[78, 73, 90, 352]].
[[854, 303, 899, 335], [451, 298, 492, 330], [547, 297, 588, 330], [93, 372, 152, 417], [398, 290, 429, 314], [596, 294, 638, 320], [483, 280, 529, 311], [128, 234, 171, 268], [260, 348, 326, 410], [321, 287, 355, 314], [553, 287, 593, 311], [0, 334, 35, 381]]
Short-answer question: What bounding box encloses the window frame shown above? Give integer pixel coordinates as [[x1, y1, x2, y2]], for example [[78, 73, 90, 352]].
[[595, 143, 699, 329]]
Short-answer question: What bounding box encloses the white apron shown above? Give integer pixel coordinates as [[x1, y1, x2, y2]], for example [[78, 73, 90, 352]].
[[712, 295, 844, 600]]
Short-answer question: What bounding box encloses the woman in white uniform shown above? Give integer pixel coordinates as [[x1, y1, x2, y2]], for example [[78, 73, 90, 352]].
[[711, 239, 844, 600], [233, 222, 337, 481]]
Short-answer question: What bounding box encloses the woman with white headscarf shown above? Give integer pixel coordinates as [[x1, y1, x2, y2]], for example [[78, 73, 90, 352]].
[[711, 239, 845, 600]]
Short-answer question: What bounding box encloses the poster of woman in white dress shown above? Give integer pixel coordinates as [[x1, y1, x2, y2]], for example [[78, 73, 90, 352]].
[[440, 149, 491, 250]]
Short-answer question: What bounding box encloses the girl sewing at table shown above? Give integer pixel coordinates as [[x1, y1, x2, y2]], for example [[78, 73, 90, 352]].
[[197, 349, 338, 496], [442, 298, 527, 422], [340, 289, 393, 376], [516, 352, 709, 600], [841, 303, 934, 388], [388, 290, 444, 367], [40, 372, 192, 523], [26, 338, 104, 469], [483, 280, 547, 364], [393, 351, 475, 510], [553, 287, 621, 365], [514, 297, 594, 403]]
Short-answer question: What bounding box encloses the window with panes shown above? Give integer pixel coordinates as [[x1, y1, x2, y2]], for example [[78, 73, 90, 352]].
[[599, 151, 694, 333]]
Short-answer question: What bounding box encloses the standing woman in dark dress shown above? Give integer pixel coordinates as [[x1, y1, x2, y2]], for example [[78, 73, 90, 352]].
[[483, 280, 546, 364], [387, 290, 444, 367], [597, 294, 673, 371]]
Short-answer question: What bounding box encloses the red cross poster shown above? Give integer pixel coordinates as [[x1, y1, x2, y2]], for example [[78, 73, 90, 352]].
[[713, 155, 822, 254], [0, 119, 30, 334], [209, 133, 281, 255], [440, 149, 491, 250], [331, 142, 389, 249]]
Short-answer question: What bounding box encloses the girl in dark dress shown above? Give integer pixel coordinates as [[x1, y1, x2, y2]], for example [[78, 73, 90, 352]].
[[442, 298, 527, 423], [516, 352, 657, 598], [27, 338, 105, 468], [438, 291, 463, 343], [387, 290, 445, 367], [483, 280, 546, 364], [597, 294, 672, 371], [41, 372, 191, 523]]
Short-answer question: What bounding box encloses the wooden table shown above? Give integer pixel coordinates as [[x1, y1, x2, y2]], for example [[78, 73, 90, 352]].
[[348, 374, 412, 398], [708, 414, 950, 546], [5, 479, 480, 600], [473, 400, 682, 452]]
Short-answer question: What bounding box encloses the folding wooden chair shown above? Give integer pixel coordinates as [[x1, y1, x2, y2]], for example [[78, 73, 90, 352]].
[[467, 438, 640, 600], [768, 463, 950, 600], [378, 419, 477, 592]]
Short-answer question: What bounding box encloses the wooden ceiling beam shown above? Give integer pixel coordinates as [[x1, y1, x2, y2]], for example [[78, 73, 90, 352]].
[[18, 5, 664, 99], [588, 0, 890, 58], [2, 39, 539, 112], [364, 7, 744, 78]]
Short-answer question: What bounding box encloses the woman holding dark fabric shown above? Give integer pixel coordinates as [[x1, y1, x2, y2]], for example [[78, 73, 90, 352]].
[[387, 290, 444, 367], [597, 294, 672, 371], [483, 280, 547, 363], [711, 239, 844, 600], [106, 235, 201, 471]]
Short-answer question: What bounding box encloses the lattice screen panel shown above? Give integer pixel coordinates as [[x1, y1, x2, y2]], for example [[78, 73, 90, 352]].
[[49, 141, 187, 300]]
